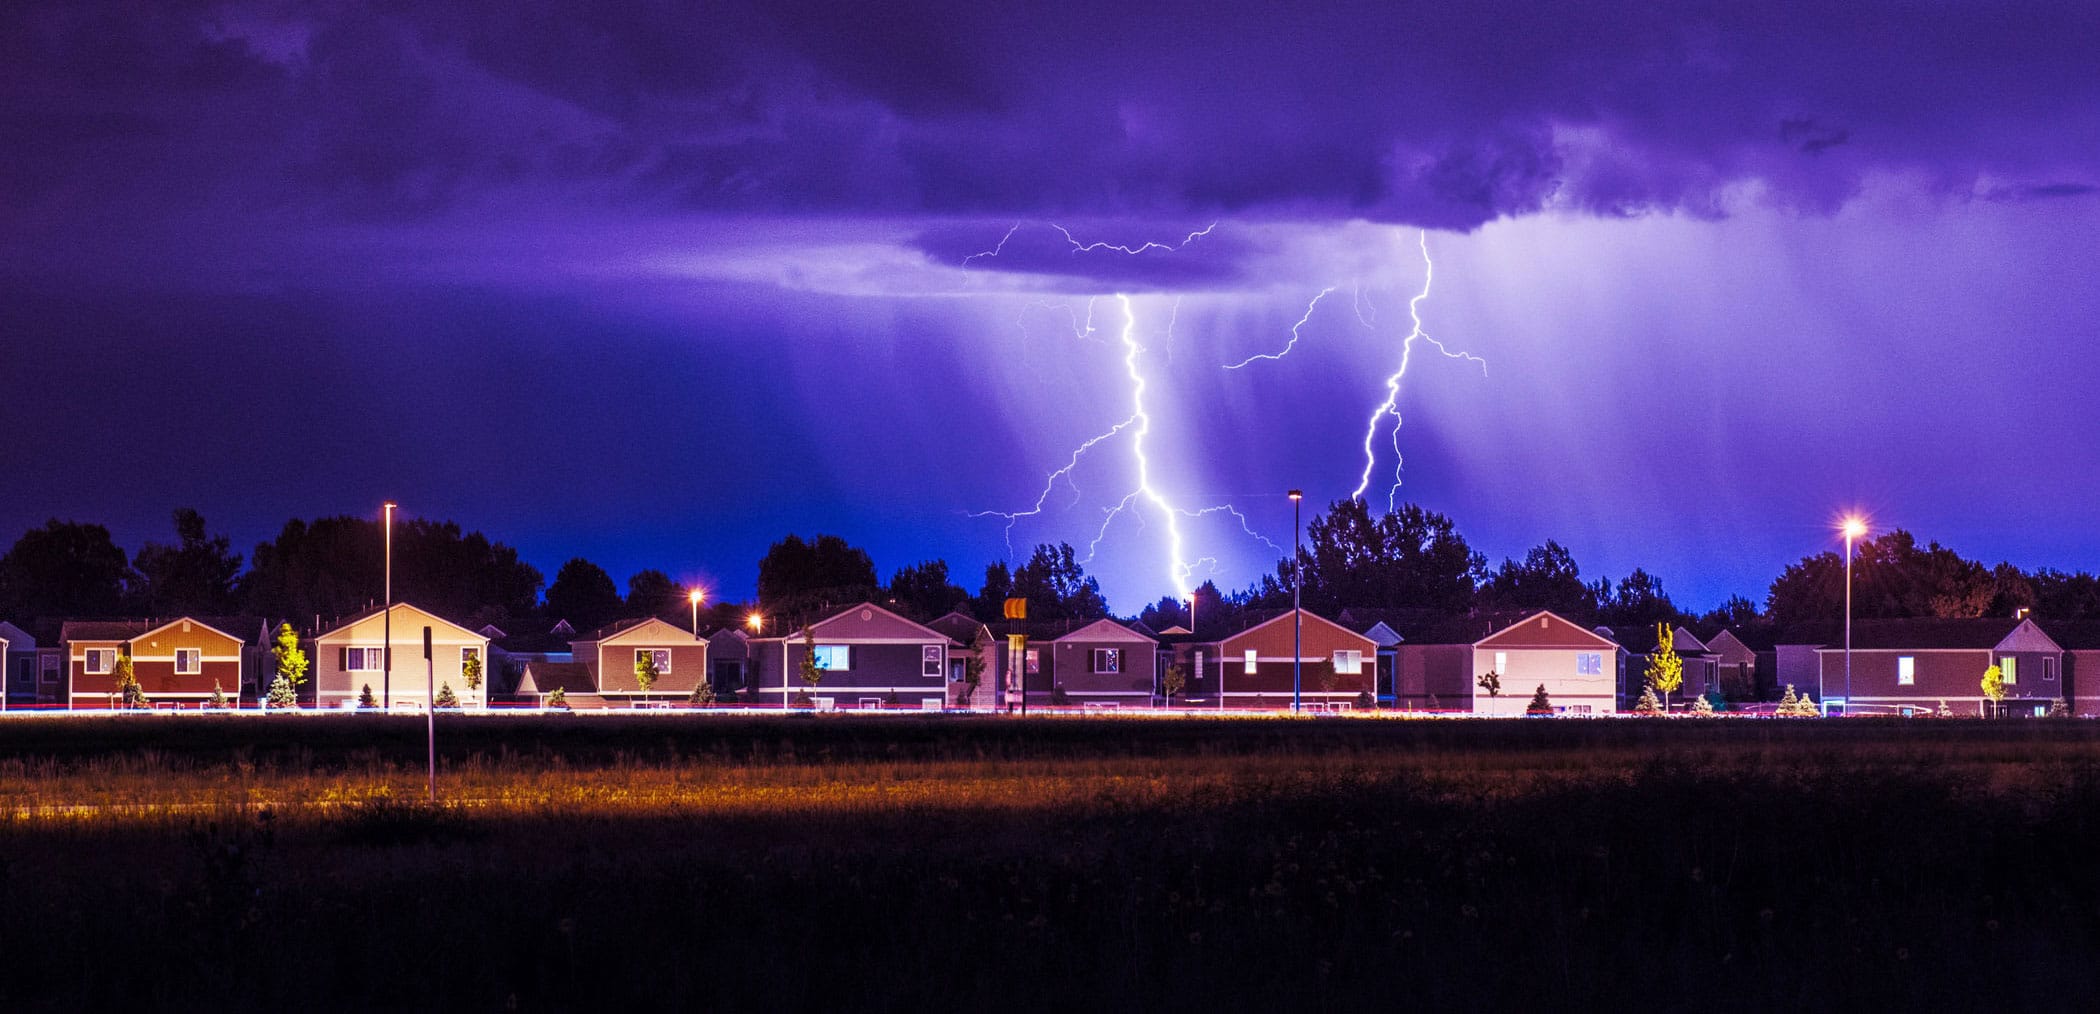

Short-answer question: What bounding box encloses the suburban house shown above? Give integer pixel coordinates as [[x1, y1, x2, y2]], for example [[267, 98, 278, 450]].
[[746, 602, 955, 710], [2050, 621, 2100, 717], [1604, 624, 1719, 709], [63, 616, 252, 709], [569, 616, 708, 705], [0, 621, 17, 707], [1812, 617, 2064, 716], [1473, 611, 1621, 716], [927, 611, 1000, 709], [1041, 617, 1160, 708], [708, 627, 753, 697], [484, 619, 576, 700], [516, 660, 602, 708], [1336, 607, 1426, 705], [1701, 627, 1765, 701], [314, 603, 491, 710], [1178, 608, 1377, 711]]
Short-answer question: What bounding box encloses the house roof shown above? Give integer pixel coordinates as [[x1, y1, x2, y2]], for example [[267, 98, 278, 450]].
[[517, 661, 596, 695], [2043, 621, 2100, 651], [1048, 617, 1157, 644], [315, 602, 486, 643], [768, 601, 958, 645], [60, 620, 149, 642], [1604, 624, 1715, 656], [1476, 611, 1620, 651], [1216, 608, 1376, 650], [577, 616, 701, 644], [1812, 617, 2035, 651], [926, 612, 991, 646]]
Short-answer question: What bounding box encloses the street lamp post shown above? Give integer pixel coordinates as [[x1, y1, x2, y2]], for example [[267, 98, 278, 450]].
[[383, 501, 396, 711], [1841, 516, 1868, 717], [689, 588, 705, 638], [1289, 489, 1303, 714]]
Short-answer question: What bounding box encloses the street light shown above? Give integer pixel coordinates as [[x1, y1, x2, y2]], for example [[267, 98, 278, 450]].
[[1840, 515, 1868, 717], [1289, 489, 1304, 714], [383, 501, 396, 711], [688, 588, 706, 639], [747, 612, 764, 634]]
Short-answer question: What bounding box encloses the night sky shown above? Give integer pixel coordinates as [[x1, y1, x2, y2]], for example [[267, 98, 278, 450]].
[[5, 1, 2098, 613]]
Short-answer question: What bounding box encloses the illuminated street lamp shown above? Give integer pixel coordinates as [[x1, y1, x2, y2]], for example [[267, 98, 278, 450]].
[[1289, 489, 1304, 714], [1841, 515, 1869, 717], [747, 612, 764, 634], [688, 587, 706, 638], [383, 501, 396, 711]]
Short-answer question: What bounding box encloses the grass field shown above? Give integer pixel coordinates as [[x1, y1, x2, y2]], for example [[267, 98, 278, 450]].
[[3, 715, 2097, 1011]]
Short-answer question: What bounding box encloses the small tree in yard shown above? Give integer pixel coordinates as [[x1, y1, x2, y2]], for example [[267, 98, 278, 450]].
[[265, 673, 297, 710], [435, 683, 459, 710], [1692, 693, 1715, 717], [1477, 669, 1502, 698], [358, 684, 377, 710], [1778, 685, 1817, 717], [1644, 624, 1684, 713], [1937, 700, 1952, 718], [270, 623, 309, 707], [1634, 685, 1662, 715], [958, 640, 988, 709], [634, 651, 662, 700], [1526, 684, 1553, 716], [2049, 698, 2070, 719], [208, 680, 229, 710], [1163, 661, 1189, 705], [1980, 664, 2007, 718], [113, 650, 149, 709], [688, 679, 716, 706], [546, 686, 569, 710]]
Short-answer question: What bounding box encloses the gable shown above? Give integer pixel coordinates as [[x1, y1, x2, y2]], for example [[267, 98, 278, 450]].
[[802, 602, 946, 643], [1476, 611, 1619, 651], [132, 617, 244, 653], [1361, 621, 1403, 647], [319, 603, 487, 645], [1997, 619, 2063, 654], [1051, 618, 1157, 645], [600, 617, 702, 647], [1705, 630, 1758, 663], [1221, 609, 1376, 653]]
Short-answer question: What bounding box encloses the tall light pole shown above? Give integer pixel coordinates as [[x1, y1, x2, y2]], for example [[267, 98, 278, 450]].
[[689, 588, 706, 638], [383, 501, 396, 711], [1841, 515, 1868, 717], [1289, 489, 1304, 714]]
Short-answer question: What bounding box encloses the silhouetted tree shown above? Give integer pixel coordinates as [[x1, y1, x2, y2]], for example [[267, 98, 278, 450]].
[[131, 508, 241, 616], [1479, 540, 1597, 619], [1011, 543, 1109, 620], [975, 561, 1014, 621], [0, 519, 134, 619], [242, 516, 540, 623], [757, 534, 880, 615], [1765, 530, 1997, 627], [1698, 595, 1763, 629], [625, 569, 682, 617], [1595, 568, 1689, 628], [886, 559, 968, 620], [1255, 500, 1484, 614], [545, 558, 623, 632]]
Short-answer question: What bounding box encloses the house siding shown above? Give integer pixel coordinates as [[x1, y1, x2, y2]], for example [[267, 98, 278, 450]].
[[315, 606, 491, 709]]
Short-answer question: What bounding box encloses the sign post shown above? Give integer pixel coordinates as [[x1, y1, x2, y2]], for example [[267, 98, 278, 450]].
[[423, 626, 435, 803], [1003, 598, 1028, 715]]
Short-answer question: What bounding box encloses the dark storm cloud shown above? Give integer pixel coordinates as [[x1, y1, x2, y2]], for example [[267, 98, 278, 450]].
[[5, 0, 2099, 268]]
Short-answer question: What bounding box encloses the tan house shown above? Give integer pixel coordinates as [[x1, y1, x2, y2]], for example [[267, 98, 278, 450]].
[[315, 603, 490, 710], [1473, 611, 1620, 716], [570, 616, 708, 705], [64, 617, 249, 709]]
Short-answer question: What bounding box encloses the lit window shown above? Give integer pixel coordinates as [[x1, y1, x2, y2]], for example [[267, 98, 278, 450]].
[[635, 648, 672, 674], [1243, 649, 1257, 671], [2001, 657, 2018, 685], [1332, 650, 1363, 675], [923, 645, 942, 677], [1494, 651, 1507, 674], [1092, 648, 1121, 674], [174, 648, 201, 675], [812, 645, 851, 670], [462, 646, 480, 667], [1576, 653, 1602, 675], [1897, 656, 1915, 686], [83, 649, 115, 675], [1024, 648, 1039, 674]]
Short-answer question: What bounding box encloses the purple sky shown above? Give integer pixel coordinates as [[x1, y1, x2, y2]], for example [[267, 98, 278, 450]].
[[4, 1, 2098, 613]]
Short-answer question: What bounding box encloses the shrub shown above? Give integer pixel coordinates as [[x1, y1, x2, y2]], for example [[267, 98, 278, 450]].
[[1525, 685, 1552, 716], [434, 683, 460, 710], [1692, 694, 1715, 717], [358, 684, 377, 710], [207, 681, 229, 710], [688, 681, 716, 707], [1050, 687, 1071, 706], [264, 673, 296, 710], [1355, 691, 1375, 711], [2048, 698, 2070, 719], [1633, 686, 1662, 716], [546, 687, 569, 711]]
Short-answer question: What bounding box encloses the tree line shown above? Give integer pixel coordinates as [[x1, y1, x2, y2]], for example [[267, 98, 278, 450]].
[[2, 502, 2095, 637]]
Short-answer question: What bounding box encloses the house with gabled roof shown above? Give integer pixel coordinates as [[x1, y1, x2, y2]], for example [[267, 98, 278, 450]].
[[2045, 620, 2100, 717], [1042, 617, 1160, 708], [516, 660, 604, 709], [747, 602, 956, 710], [1603, 624, 1719, 710], [927, 611, 1000, 709], [1813, 617, 2062, 716], [570, 616, 707, 705], [1474, 611, 1621, 716], [1175, 608, 1376, 711], [63, 616, 254, 709], [1701, 627, 1765, 701], [314, 603, 491, 710]]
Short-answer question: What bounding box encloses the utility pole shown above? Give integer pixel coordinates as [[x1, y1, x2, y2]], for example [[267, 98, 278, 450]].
[[424, 626, 435, 803]]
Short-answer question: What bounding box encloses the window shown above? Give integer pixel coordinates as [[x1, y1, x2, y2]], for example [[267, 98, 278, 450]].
[[462, 646, 480, 668], [83, 649, 116, 675], [812, 645, 850, 670], [1493, 651, 1507, 674], [344, 647, 383, 671], [1091, 648, 1121, 674], [2044, 657, 2058, 682], [1025, 649, 1039, 674], [41, 655, 59, 684], [1243, 649, 1258, 671], [174, 648, 201, 675], [1576, 652, 1602, 676], [635, 648, 672, 674], [1897, 656, 1915, 686], [2001, 656, 2018, 685], [1332, 650, 1363, 676], [923, 645, 942, 677]]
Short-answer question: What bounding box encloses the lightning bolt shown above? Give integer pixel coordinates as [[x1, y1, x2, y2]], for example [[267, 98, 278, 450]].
[[1222, 287, 1340, 369], [961, 221, 1218, 270], [1351, 230, 1488, 510], [969, 415, 1137, 559]]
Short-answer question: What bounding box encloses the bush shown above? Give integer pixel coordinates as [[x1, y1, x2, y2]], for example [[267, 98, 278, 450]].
[[1525, 685, 1552, 716], [1049, 687, 1071, 706], [434, 683, 460, 710], [358, 684, 377, 711], [264, 674, 296, 710], [546, 687, 569, 711], [1692, 694, 1715, 717], [207, 681, 229, 710], [1633, 686, 1662, 716], [688, 681, 716, 707], [1355, 691, 1375, 711]]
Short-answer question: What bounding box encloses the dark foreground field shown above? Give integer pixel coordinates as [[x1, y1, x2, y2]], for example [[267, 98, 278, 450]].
[[4, 716, 2098, 1011]]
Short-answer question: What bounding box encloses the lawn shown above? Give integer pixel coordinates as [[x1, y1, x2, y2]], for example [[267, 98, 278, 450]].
[[2, 715, 2096, 1011]]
